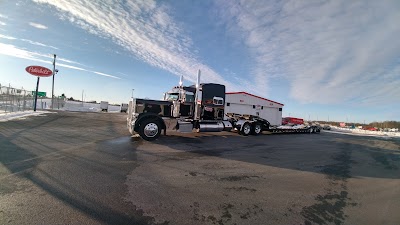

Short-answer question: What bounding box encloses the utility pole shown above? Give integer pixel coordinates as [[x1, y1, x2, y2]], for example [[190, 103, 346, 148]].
[[82, 90, 84, 106], [51, 54, 57, 109]]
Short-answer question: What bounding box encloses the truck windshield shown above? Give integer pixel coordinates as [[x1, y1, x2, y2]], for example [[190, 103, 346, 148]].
[[185, 94, 194, 102], [165, 93, 179, 101]]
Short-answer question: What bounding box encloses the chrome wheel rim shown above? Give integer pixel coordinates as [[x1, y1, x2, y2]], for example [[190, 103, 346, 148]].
[[243, 124, 251, 135], [144, 123, 158, 137], [255, 125, 261, 134]]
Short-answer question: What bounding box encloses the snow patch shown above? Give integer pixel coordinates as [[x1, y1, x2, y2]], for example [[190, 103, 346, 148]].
[[0, 111, 55, 122], [58, 101, 121, 112], [325, 126, 400, 138]]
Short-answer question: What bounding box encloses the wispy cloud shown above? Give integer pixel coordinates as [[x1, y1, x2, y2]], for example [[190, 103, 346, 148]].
[[0, 43, 49, 63], [20, 39, 58, 49], [29, 22, 48, 29], [32, 0, 243, 91], [215, 0, 400, 105], [58, 57, 84, 66], [0, 14, 8, 27], [0, 34, 58, 49], [0, 34, 16, 40], [0, 43, 120, 79]]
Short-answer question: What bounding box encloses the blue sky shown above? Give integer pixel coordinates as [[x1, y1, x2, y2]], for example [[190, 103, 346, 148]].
[[0, 0, 399, 123]]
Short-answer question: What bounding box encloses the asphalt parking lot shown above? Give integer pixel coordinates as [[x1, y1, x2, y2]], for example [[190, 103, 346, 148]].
[[0, 111, 399, 225]]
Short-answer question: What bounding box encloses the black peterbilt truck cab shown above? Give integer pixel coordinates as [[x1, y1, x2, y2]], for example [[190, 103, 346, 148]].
[[127, 70, 319, 141]]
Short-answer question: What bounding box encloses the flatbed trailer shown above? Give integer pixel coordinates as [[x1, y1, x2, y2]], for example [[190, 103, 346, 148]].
[[225, 113, 320, 135], [269, 128, 320, 134]]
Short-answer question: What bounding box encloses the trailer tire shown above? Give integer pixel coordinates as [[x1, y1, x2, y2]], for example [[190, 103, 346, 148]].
[[252, 123, 262, 135], [240, 122, 251, 136], [138, 119, 161, 141]]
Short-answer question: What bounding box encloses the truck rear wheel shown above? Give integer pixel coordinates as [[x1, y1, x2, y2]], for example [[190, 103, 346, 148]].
[[240, 122, 251, 136], [252, 123, 262, 135], [139, 119, 161, 141]]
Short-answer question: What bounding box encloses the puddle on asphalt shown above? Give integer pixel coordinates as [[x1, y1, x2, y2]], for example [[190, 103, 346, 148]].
[[105, 136, 132, 145]]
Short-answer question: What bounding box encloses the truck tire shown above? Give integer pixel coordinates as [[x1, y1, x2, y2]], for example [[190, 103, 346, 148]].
[[252, 123, 262, 135], [138, 119, 161, 141], [240, 122, 251, 136]]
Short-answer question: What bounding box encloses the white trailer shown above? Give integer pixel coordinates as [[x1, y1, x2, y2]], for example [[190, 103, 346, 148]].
[[120, 103, 128, 113], [100, 101, 109, 112], [224, 92, 283, 126]]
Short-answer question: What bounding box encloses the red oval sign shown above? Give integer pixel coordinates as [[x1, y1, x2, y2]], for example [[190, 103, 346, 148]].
[[25, 66, 53, 77]]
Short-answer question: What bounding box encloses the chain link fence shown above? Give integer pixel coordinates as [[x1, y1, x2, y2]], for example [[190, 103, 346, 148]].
[[0, 84, 66, 113], [0, 84, 34, 113]]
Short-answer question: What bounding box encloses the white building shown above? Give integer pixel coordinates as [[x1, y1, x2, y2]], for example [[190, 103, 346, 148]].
[[224, 92, 284, 126]]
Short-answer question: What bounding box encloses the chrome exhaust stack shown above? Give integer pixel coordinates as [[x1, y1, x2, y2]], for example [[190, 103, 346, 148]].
[[194, 70, 202, 120]]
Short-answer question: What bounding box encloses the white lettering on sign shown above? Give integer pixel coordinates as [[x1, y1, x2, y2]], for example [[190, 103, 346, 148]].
[[25, 65, 53, 77], [28, 67, 51, 75]]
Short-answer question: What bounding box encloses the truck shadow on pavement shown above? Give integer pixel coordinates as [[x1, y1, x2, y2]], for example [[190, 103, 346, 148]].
[[152, 132, 400, 180]]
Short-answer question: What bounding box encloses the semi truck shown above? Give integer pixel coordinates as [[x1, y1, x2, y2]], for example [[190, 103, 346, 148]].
[[127, 70, 320, 141]]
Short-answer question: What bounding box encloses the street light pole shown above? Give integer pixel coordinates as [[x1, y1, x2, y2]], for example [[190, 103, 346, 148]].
[[51, 54, 57, 109], [131, 89, 135, 99]]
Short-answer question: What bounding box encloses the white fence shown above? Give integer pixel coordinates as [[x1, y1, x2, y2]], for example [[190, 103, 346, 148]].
[[0, 84, 66, 112], [0, 84, 34, 112]]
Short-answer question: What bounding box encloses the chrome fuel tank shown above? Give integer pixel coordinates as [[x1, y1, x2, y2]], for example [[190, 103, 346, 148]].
[[198, 122, 224, 132]]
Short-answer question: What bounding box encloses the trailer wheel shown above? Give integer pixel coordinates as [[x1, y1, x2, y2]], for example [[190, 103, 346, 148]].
[[252, 123, 262, 135], [138, 119, 161, 141], [240, 122, 251, 136]]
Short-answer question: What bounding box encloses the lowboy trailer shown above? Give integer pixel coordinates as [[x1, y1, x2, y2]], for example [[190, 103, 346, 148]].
[[127, 70, 320, 141]]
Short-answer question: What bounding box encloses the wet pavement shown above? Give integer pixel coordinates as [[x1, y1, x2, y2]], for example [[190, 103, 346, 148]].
[[0, 111, 399, 225]]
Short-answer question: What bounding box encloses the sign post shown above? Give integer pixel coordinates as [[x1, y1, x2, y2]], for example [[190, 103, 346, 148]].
[[25, 65, 53, 111], [34, 77, 40, 111]]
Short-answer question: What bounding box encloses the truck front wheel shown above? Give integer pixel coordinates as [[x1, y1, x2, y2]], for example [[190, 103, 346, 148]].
[[139, 119, 161, 141]]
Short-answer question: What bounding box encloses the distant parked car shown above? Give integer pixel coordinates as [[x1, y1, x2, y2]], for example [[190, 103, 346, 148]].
[[323, 125, 331, 130]]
